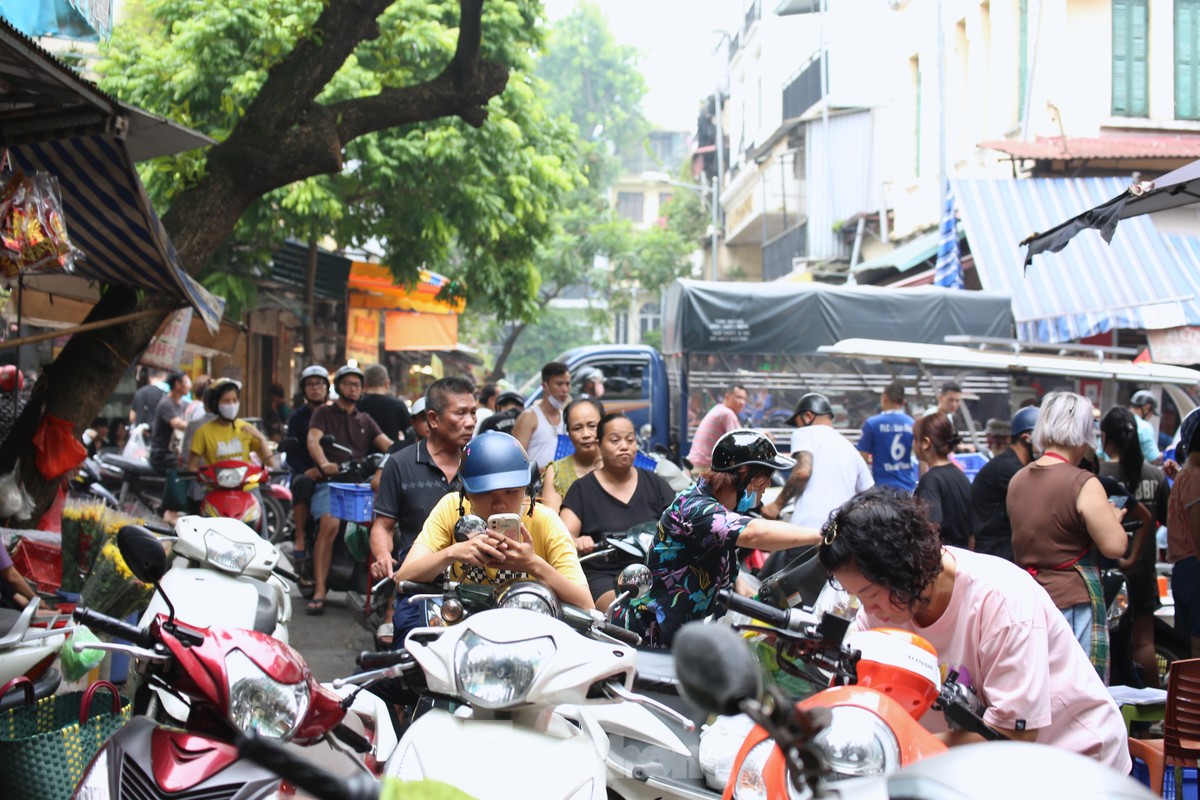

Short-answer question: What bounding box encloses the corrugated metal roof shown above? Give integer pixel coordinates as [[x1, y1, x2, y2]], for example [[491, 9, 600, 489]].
[[853, 227, 965, 273], [980, 135, 1200, 161], [952, 177, 1200, 343]]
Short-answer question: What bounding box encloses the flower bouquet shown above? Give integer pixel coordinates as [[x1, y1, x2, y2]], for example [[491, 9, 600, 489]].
[[59, 498, 106, 592], [79, 539, 155, 621]]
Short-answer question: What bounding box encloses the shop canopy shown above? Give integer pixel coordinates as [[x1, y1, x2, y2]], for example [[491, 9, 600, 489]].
[[952, 177, 1200, 344], [346, 262, 464, 352], [0, 18, 222, 332]]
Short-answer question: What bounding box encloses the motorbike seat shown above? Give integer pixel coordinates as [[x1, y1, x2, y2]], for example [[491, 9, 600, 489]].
[[632, 647, 681, 695], [101, 455, 158, 477], [0, 608, 22, 640], [236, 577, 279, 634]]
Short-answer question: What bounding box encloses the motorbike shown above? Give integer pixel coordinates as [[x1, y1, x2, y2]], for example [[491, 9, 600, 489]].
[[1103, 567, 1190, 690], [260, 472, 294, 544], [0, 597, 67, 712], [67, 455, 120, 509], [96, 451, 166, 515], [69, 525, 392, 799], [671, 618, 1156, 800]]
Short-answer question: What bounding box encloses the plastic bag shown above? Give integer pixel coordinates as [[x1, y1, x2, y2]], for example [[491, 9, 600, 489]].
[[32, 414, 87, 480], [0, 170, 79, 277], [698, 714, 757, 790], [122, 424, 149, 462], [60, 626, 106, 681], [0, 459, 35, 520]]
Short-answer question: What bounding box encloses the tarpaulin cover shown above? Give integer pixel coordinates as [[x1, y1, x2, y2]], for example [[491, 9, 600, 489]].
[[660, 279, 1013, 356]]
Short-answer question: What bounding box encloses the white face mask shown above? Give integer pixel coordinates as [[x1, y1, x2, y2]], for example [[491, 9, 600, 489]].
[[218, 402, 240, 421], [547, 394, 567, 411]]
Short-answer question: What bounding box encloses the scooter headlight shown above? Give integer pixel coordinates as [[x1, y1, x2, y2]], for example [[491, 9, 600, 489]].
[[225, 649, 309, 739], [496, 581, 561, 618], [74, 746, 111, 799], [810, 705, 900, 780], [454, 629, 554, 709], [215, 466, 248, 489], [203, 528, 254, 573], [732, 740, 774, 800]]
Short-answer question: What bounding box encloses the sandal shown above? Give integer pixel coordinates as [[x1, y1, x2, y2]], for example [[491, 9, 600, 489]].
[[376, 622, 394, 648], [305, 598, 326, 616], [292, 549, 315, 588]]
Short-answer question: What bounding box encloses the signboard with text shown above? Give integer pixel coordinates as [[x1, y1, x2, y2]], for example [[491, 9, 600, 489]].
[[346, 307, 380, 365]]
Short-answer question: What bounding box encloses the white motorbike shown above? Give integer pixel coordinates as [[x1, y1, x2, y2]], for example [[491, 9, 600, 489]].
[[133, 515, 296, 720], [0, 598, 69, 710]]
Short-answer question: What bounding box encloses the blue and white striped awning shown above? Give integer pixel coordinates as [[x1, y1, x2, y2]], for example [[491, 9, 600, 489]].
[[952, 177, 1200, 343], [7, 134, 224, 333]]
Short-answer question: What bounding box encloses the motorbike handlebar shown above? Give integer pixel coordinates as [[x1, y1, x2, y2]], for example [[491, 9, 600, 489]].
[[717, 589, 793, 630], [237, 733, 378, 800], [273, 565, 300, 582], [595, 619, 641, 647], [331, 723, 372, 754], [72, 607, 155, 649], [356, 650, 412, 670], [396, 581, 444, 597]]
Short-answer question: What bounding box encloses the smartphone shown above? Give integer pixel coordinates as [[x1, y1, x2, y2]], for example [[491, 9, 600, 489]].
[[1108, 495, 1129, 510], [488, 513, 521, 540]]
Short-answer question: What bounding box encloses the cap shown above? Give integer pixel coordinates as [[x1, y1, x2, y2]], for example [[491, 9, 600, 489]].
[[411, 397, 427, 416], [985, 418, 1011, 436]]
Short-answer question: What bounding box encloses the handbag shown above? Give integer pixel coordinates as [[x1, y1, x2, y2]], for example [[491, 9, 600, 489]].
[[0, 677, 131, 799]]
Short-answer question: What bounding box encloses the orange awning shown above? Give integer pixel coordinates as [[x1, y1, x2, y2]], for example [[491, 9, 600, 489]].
[[385, 311, 458, 351], [347, 262, 465, 314]]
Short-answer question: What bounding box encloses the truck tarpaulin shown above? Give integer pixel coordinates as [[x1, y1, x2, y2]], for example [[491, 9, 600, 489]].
[[661, 280, 1013, 356]]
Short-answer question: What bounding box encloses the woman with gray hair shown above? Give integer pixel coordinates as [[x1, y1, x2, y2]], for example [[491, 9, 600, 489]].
[[1008, 392, 1130, 681]]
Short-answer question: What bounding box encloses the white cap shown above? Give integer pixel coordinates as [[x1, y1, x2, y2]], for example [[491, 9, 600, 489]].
[[411, 397, 427, 416]]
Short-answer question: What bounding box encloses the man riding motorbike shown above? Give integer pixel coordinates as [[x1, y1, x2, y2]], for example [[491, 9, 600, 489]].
[[285, 365, 331, 582]]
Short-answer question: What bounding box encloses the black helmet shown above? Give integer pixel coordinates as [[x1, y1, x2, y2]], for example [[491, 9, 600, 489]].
[[333, 363, 365, 391], [460, 432, 533, 494], [1131, 390, 1158, 416], [204, 378, 242, 415], [1179, 408, 1200, 461], [788, 392, 833, 426], [712, 429, 796, 473], [1010, 406, 1039, 438]]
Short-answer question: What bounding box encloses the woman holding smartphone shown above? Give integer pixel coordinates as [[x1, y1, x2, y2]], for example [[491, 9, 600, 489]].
[[394, 431, 594, 610]]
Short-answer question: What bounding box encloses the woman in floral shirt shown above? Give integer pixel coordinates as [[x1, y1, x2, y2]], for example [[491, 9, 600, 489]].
[[615, 430, 822, 647]]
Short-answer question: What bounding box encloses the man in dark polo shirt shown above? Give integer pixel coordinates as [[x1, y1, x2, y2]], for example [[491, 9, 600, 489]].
[[357, 363, 410, 442], [369, 375, 477, 646], [305, 363, 393, 614]]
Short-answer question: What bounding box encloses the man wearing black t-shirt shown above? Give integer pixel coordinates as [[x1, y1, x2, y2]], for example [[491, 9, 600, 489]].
[[356, 364, 410, 444], [971, 406, 1037, 561]]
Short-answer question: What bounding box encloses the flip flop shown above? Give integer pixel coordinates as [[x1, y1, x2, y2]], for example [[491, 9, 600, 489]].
[[376, 622, 394, 648], [305, 598, 326, 616]]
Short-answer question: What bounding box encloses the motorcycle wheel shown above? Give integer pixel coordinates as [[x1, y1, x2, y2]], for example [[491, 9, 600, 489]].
[[261, 493, 291, 544]]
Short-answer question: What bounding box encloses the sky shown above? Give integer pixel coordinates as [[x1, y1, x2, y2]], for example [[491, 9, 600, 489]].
[[542, 0, 734, 133]]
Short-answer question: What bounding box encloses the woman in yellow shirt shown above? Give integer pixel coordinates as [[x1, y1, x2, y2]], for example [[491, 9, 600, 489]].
[[396, 432, 593, 610]]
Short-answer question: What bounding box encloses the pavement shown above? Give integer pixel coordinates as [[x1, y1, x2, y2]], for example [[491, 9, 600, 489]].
[[284, 566, 378, 682]]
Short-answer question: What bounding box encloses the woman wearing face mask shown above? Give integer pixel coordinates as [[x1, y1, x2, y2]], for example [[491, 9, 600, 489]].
[[613, 429, 822, 647], [187, 379, 275, 472], [540, 399, 605, 514], [560, 412, 677, 611]]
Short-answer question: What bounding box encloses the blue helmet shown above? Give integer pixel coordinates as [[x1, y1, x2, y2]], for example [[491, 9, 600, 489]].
[[1179, 409, 1200, 462], [1011, 406, 1039, 438], [460, 432, 533, 494]]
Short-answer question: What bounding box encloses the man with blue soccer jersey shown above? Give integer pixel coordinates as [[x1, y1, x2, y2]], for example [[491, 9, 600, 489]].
[[858, 381, 916, 493]]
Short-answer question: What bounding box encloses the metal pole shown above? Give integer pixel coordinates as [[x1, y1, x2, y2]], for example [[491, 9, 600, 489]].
[[936, 0, 948, 207], [710, 175, 719, 280]]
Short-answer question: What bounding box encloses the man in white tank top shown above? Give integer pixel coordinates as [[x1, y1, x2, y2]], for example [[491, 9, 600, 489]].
[[514, 361, 571, 472]]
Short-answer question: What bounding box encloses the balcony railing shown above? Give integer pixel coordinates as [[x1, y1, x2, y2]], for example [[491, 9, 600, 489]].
[[782, 51, 825, 120], [763, 224, 807, 282]]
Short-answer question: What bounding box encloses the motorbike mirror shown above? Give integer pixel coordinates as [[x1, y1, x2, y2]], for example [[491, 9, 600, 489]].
[[454, 514, 488, 543], [672, 623, 762, 715], [116, 525, 168, 585], [616, 564, 653, 599]]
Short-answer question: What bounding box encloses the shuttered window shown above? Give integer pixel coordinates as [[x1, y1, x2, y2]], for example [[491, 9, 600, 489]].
[[1179, 0, 1200, 119], [1112, 0, 1149, 117]]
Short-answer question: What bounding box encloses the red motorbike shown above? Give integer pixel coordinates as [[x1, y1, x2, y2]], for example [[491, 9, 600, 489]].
[[70, 525, 383, 799], [188, 459, 268, 530]]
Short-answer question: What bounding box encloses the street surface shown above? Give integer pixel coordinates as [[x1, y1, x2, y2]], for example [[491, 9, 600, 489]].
[[288, 586, 376, 681]]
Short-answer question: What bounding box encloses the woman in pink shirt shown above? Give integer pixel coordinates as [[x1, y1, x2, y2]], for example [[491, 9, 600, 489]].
[[818, 487, 1131, 773]]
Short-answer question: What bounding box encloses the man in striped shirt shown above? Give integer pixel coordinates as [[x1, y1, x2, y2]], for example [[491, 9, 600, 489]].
[[685, 385, 748, 472]]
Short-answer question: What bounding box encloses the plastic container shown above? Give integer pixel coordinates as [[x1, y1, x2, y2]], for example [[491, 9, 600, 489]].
[[11, 538, 62, 593], [1132, 757, 1199, 800], [950, 452, 988, 483], [329, 483, 375, 523]]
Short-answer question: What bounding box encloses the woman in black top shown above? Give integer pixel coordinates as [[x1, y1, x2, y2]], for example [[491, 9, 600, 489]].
[[913, 412, 973, 548], [561, 412, 676, 610]]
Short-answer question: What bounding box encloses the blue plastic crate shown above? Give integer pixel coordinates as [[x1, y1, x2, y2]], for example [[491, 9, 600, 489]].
[[328, 483, 375, 522], [950, 452, 988, 483], [1132, 757, 1199, 800]]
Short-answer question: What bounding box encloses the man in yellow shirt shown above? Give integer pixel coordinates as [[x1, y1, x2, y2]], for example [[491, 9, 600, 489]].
[[396, 431, 592, 610]]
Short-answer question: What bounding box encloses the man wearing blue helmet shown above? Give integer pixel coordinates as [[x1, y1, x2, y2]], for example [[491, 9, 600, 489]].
[[1168, 408, 1200, 658], [394, 431, 593, 610], [970, 404, 1038, 561]]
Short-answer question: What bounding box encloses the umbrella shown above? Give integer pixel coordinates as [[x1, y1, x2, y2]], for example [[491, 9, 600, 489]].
[[1021, 158, 1200, 267]]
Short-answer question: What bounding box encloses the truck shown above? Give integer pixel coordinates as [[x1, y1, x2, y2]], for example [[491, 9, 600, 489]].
[[526, 279, 1200, 462]]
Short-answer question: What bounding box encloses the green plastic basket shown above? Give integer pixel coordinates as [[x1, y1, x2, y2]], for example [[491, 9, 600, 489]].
[[0, 678, 131, 800]]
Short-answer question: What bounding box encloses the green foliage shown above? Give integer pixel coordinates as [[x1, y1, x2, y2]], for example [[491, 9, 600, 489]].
[[503, 308, 600, 386], [96, 0, 582, 322]]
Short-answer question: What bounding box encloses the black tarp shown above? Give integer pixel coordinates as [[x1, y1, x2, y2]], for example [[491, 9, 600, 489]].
[[661, 279, 1013, 355]]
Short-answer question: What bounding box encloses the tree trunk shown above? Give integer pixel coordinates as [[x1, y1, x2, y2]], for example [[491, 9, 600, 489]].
[[486, 320, 529, 383], [303, 239, 318, 360]]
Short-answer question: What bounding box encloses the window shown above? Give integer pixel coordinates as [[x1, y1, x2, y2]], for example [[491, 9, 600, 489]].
[[639, 302, 661, 341], [1178, 0, 1200, 119], [1112, 0, 1149, 117], [616, 192, 645, 224]]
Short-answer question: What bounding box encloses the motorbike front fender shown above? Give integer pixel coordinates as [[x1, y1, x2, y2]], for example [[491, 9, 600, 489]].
[[386, 708, 607, 800]]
